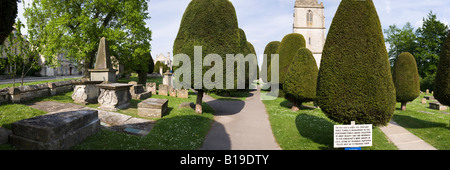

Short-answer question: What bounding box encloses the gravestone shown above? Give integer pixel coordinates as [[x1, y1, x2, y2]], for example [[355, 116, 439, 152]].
[[9, 110, 100, 150], [169, 86, 176, 97], [88, 37, 117, 83], [158, 84, 168, 96], [177, 89, 189, 98], [421, 98, 427, 104], [138, 98, 169, 118], [429, 102, 448, 111], [97, 83, 133, 111], [146, 82, 157, 94]]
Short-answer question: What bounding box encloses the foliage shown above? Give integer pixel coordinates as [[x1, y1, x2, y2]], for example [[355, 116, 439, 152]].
[[261, 41, 280, 82], [153, 61, 169, 73], [316, 0, 396, 126], [384, 22, 417, 67], [434, 31, 450, 106], [283, 48, 318, 107], [0, 20, 40, 87], [24, 0, 152, 77], [271, 33, 305, 87], [0, 0, 18, 44], [392, 52, 420, 108]]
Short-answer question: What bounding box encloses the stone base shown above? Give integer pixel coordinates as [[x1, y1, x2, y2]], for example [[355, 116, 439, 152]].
[[138, 98, 169, 118], [9, 110, 100, 150], [131, 91, 152, 100], [89, 69, 117, 83]]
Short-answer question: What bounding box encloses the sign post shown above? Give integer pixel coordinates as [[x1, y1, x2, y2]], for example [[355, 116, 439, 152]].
[[334, 121, 372, 149]]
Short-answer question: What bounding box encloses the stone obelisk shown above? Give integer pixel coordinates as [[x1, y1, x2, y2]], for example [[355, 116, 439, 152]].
[[88, 37, 117, 83]]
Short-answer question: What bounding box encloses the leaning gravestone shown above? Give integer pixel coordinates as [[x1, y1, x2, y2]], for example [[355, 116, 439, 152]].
[[88, 37, 117, 83], [9, 110, 100, 150]]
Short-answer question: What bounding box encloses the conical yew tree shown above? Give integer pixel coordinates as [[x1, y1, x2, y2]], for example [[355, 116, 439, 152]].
[[434, 31, 450, 106], [392, 52, 420, 111], [316, 0, 396, 126]]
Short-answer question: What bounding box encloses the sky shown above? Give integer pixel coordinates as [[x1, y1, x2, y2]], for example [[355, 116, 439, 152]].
[[16, 0, 450, 67]]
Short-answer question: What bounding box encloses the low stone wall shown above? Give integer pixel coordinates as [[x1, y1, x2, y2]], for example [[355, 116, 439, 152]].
[[0, 80, 78, 104]]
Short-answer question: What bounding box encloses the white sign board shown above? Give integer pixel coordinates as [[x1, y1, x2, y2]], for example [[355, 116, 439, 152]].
[[334, 123, 372, 148]]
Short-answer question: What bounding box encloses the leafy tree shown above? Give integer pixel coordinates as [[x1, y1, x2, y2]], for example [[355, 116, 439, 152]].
[[283, 48, 318, 111], [0, 0, 18, 45], [392, 52, 420, 111], [384, 22, 417, 67], [173, 0, 242, 113], [316, 0, 396, 126], [434, 31, 450, 106], [0, 20, 40, 87], [24, 0, 152, 78]]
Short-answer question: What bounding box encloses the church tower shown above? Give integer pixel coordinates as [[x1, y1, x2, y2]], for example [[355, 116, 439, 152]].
[[293, 0, 325, 67]]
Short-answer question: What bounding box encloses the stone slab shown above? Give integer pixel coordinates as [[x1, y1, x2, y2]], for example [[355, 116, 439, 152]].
[[9, 110, 100, 150], [138, 98, 169, 118], [429, 102, 448, 111]]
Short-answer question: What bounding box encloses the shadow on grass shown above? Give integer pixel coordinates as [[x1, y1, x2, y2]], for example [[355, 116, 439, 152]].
[[280, 100, 316, 110], [393, 114, 448, 129], [295, 113, 335, 150]]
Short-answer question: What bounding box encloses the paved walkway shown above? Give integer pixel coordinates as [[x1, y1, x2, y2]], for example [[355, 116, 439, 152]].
[[379, 121, 437, 150], [200, 87, 281, 150]]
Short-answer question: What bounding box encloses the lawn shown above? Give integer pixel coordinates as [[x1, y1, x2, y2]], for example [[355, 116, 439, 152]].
[[0, 75, 215, 150], [0, 77, 81, 89], [262, 94, 398, 150], [392, 93, 450, 150]]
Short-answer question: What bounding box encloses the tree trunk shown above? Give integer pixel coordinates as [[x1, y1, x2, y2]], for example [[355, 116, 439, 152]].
[[291, 102, 300, 111], [401, 102, 407, 111], [83, 51, 96, 78], [195, 89, 204, 114], [138, 71, 147, 85]]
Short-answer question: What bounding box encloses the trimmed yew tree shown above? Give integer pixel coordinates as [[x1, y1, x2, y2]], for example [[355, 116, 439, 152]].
[[434, 31, 450, 106], [283, 48, 318, 111], [275, 33, 306, 85], [316, 0, 396, 126], [0, 0, 18, 44], [262, 41, 280, 82], [173, 0, 242, 113], [393, 52, 420, 111]]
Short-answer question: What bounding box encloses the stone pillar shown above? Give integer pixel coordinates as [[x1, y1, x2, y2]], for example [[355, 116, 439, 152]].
[[88, 37, 118, 83], [163, 71, 173, 87]]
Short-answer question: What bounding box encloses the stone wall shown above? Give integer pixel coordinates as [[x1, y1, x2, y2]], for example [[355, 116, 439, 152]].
[[0, 80, 77, 104]]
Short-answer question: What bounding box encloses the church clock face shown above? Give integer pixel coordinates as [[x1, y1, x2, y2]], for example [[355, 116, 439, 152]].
[[293, 0, 326, 68]]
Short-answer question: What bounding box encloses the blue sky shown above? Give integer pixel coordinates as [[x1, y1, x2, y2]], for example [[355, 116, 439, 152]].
[[17, 0, 450, 66]]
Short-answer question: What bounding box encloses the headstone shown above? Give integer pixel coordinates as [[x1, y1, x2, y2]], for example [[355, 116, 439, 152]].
[[169, 86, 176, 97], [97, 83, 133, 111], [9, 110, 100, 150], [429, 102, 448, 111], [177, 89, 189, 98], [138, 98, 169, 118], [426, 89, 429, 94], [88, 37, 118, 83], [146, 82, 157, 94], [158, 84, 168, 96], [421, 98, 427, 104]]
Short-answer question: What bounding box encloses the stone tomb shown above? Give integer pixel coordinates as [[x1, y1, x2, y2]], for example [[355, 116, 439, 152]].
[[128, 81, 152, 100], [71, 80, 103, 105], [97, 83, 133, 111], [424, 96, 435, 100], [429, 102, 448, 111], [138, 98, 169, 118], [146, 82, 157, 94], [9, 110, 100, 150]]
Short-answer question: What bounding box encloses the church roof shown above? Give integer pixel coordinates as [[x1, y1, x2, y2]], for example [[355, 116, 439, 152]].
[[295, 0, 323, 8]]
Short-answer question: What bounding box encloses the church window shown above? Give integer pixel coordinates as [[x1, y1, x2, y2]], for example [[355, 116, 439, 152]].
[[307, 10, 313, 26]]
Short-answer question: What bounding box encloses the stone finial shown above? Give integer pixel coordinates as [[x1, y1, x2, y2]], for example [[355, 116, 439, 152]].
[[95, 37, 112, 70]]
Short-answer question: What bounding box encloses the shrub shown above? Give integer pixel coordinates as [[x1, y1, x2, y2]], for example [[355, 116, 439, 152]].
[[316, 0, 396, 126], [434, 31, 450, 106], [0, 0, 18, 44], [262, 41, 280, 82], [392, 52, 420, 110], [173, 0, 242, 113], [283, 48, 318, 111], [273, 33, 306, 87]]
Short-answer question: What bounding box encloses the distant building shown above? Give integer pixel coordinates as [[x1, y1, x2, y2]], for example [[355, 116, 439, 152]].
[[154, 52, 172, 68], [293, 0, 326, 67]]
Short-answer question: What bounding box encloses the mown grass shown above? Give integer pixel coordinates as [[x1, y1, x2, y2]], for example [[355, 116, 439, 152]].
[[262, 95, 398, 150], [392, 93, 450, 150], [0, 78, 80, 89]]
